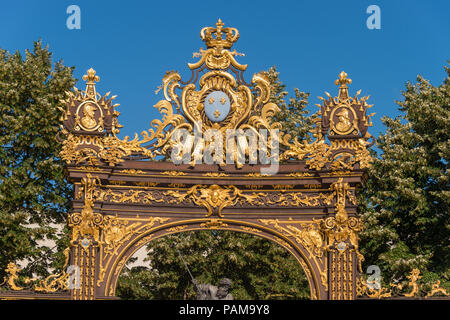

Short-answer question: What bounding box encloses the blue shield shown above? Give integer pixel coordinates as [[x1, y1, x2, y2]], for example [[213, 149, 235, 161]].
[[204, 91, 230, 122]]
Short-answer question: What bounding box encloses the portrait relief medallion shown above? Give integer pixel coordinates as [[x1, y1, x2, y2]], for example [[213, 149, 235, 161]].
[[76, 101, 103, 132], [331, 105, 356, 135]]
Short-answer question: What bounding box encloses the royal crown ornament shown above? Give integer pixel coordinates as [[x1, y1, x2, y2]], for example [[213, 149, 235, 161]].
[[200, 18, 240, 49]]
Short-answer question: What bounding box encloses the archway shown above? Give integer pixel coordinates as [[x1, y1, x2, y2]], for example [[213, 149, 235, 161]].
[[109, 219, 318, 299]]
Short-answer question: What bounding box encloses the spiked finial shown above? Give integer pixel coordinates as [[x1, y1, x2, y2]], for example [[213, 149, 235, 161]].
[[83, 68, 100, 84], [335, 71, 352, 102], [335, 71, 352, 87], [82, 68, 100, 100]]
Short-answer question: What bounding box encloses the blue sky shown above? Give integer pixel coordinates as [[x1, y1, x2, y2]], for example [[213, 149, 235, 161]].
[[0, 0, 449, 141]]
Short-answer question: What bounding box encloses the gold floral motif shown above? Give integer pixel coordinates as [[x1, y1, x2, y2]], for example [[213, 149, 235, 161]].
[[273, 185, 294, 190], [200, 219, 229, 229], [69, 174, 103, 245], [167, 225, 189, 233], [426, 280, 449, 298], [320, 178, 363, 272], [134, 181, 158, 187], [77, 166, 105, 172], [168, 183, 186, 188], [203, 172, 229, 177], [118, 169, 146, 174], [327, 170, 352, 176], [2, 248, 72, 293], [286, 172, 314, 178], [89, 184, 332, 212], [236, 190, 330, 208], [102, 216, 141, 256], [161, 171, 188, 176], [259, 219, 325, 259], [240, 226, 262, 233], [166, 184, 259, 217], [60, 134, 100, 166], [355, 277, 392, 299], [60, 132, 155, 167], [403, 268, 421, 297], [356, 269, 448, 299], [82, 68, 100, 100], [245, 173, 271, 177], [96, 217, 170, 288], [95, 188, 165, 205], [245, 185, 264, 190], [259, 219, 328, 290], [33, 247, 71, 293], [3, 262, 25, 291], [110, 180, 126, 185]]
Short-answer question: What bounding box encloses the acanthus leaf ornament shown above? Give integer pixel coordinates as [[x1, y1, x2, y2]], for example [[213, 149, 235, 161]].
[[1, 248, 72, 293], [69, 173, 103, 246], [258, 218, 328, 291], [356, 268, 449, 299], [165, 184, 259, 217]]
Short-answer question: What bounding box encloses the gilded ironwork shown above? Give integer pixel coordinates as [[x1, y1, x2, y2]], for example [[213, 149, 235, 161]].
[[0, 20, 394, 301], [259, 219, 328, 291], [166, 184, 259, 217], [2, 248, 72, 294], [280, 72, 374, 171], [426, 281, 449, 298], [70, 174, 103, 246], [33, 248, 71, 293], [319, 178, 364, 278], [402, 268, 422, 297], [200, 219, 229, 229], [3, 262, 25, 291], [59, 68, 153, 166], [356, 268, 450, 299], [91, 183, 335, 215], [58, 20, 282, 168]]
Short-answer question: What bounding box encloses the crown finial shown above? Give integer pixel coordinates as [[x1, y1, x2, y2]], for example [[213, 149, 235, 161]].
[[200, 19, 240, 49], [82, 68, 100, 100], [216, 18, 224, 29]]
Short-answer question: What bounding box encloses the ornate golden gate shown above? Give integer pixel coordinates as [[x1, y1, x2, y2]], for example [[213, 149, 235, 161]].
[[0, 20, 375, 300]]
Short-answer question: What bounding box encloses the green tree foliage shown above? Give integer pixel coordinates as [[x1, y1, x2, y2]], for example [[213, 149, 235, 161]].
[[0, 41, 75, 278], [266, 66, 314, 142], [117, 231, 310, 300], [359, 64, 450, 293]]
